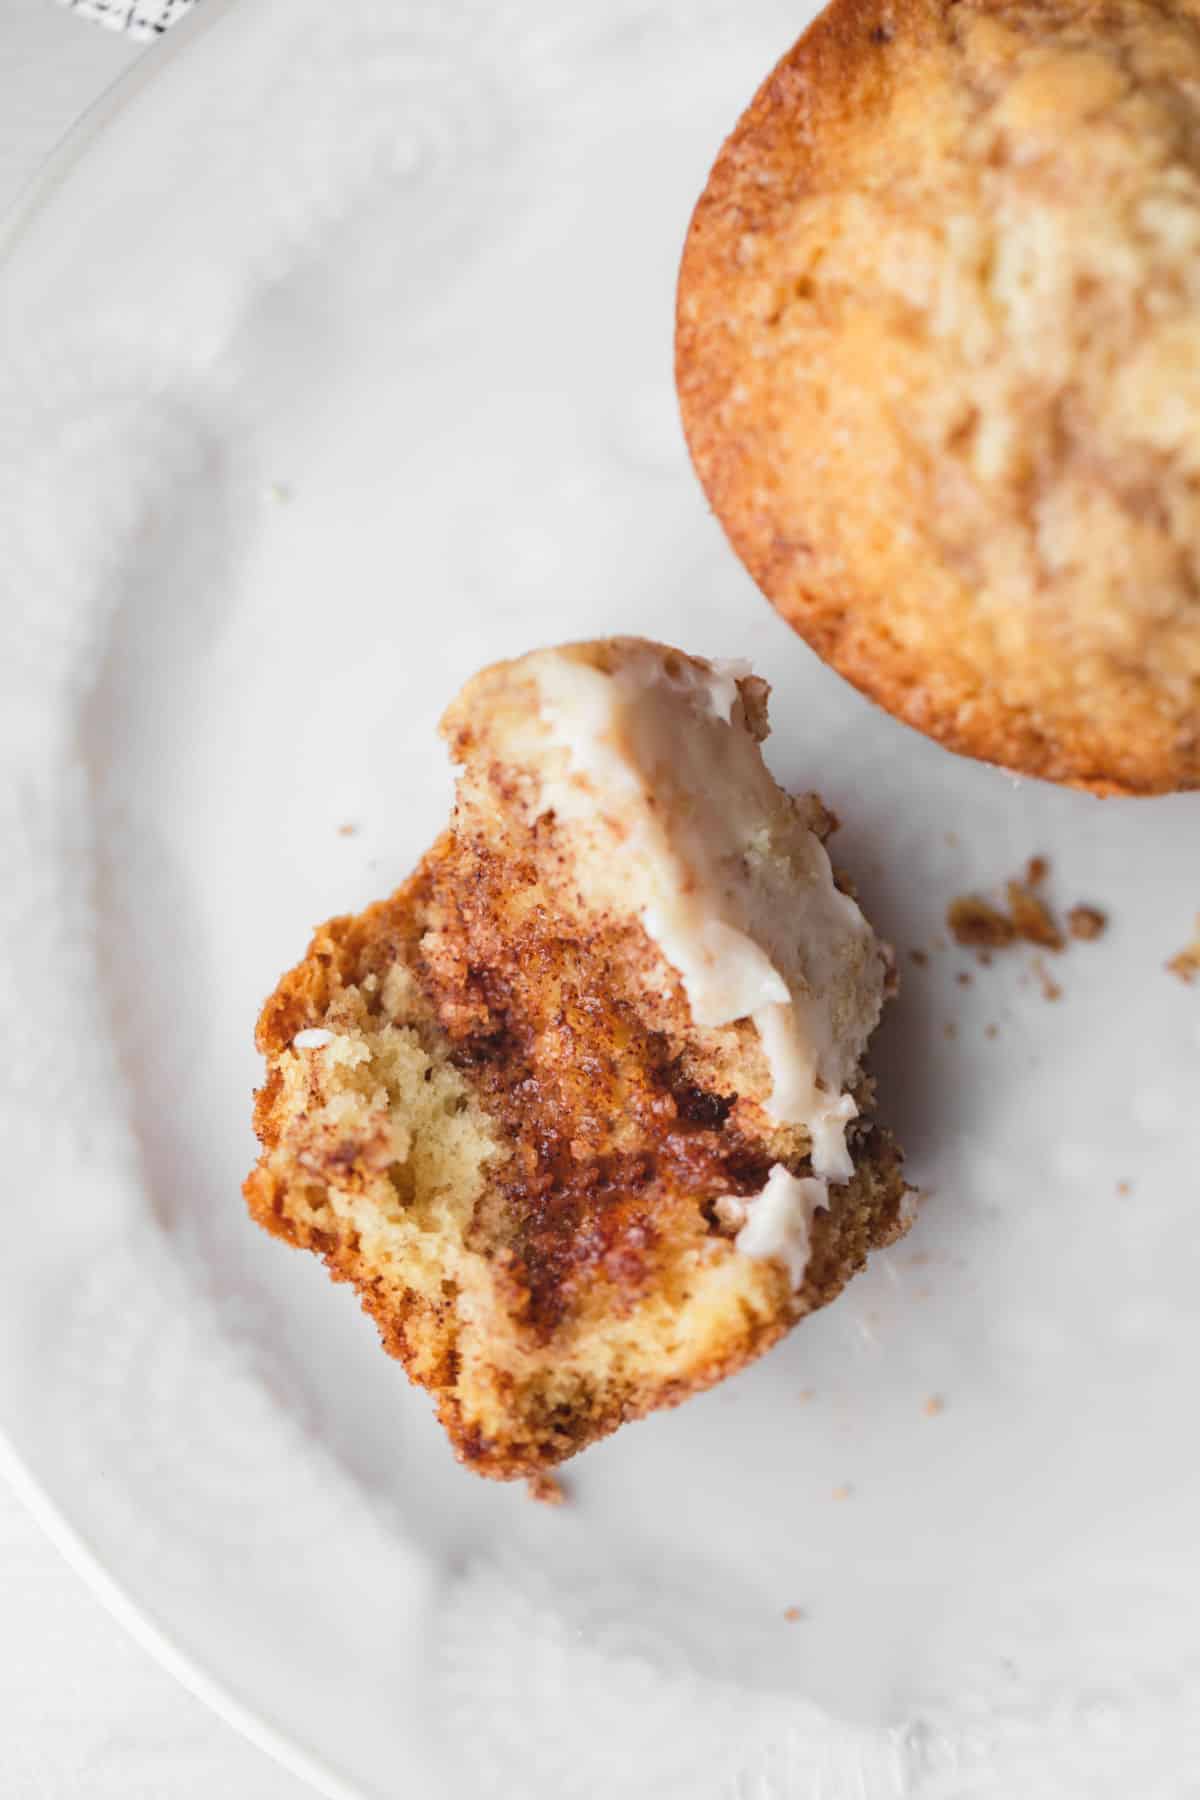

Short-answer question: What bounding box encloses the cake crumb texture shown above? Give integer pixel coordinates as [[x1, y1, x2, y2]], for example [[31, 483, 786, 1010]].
[[1167, 917, 1200, 982], [245, 641, 909, 1478], [947, 858, 1106, 958], [1067, 904, 1108, 941], [526, 1472, 566, 1506], [947, 895, 1017, 951]]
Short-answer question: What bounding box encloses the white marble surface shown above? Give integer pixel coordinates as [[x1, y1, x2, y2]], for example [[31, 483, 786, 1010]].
[[0, 8, 302, 1793]]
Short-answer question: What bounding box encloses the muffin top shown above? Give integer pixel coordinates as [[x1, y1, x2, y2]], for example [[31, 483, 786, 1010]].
[[677, 0, 1200, 794]]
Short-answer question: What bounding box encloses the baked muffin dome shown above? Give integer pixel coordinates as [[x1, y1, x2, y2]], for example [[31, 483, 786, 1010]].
[[677, 0, 1200, 794]]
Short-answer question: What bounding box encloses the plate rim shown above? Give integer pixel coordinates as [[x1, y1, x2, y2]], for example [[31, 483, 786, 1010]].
[[0, 1431, 358, 1799], [0, 3, 365, 1791], [0, 0, 229, 263]]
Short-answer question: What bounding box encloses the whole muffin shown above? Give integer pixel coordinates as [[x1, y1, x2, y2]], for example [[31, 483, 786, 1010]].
[[677, 0, 1200, 794]]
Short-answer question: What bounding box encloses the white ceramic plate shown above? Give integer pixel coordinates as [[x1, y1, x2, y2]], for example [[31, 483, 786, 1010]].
[[2, 2, 1198, 1794]]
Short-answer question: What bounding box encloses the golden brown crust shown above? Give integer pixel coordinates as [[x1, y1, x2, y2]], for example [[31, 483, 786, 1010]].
[[677, 0, 1200, 795]]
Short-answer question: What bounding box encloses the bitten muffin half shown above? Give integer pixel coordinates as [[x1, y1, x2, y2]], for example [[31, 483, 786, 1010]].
[[245, 640, 909, 1478], [677, 0, 1200, 794]]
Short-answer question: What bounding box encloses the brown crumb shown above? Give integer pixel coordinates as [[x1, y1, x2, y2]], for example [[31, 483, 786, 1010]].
[[1117, 1180, 1132, 1197], [1067, 905, 1107, 942], [955, 970, 972, 987], [831, 1483, 853, 1501], [783, 1606, 805, 1623], [337, 822, 358, 838], [1167, 918, 1200, 983], [1006, 882, 1065, 951], [526, 1472, 566, 1506], [947, 895, 1016, 949], [909, 949, 929, 967], [797, 1388, 815, 1404], [948, 860, 1110, 963], [984, 1023, 999, 1039], [1032, 956, 1063, 1002], [923, 1394, 946, 1417], [943, 1021, 958, 1040]]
